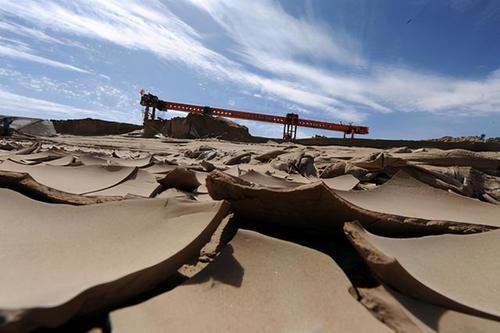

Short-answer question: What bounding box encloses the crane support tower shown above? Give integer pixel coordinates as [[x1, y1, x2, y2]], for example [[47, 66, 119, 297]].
[[140, 91, 369, 140]]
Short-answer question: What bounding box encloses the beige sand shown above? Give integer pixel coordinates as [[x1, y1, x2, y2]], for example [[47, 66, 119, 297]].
[[78, 153, 153, 168], [158, 167, 201, 192], [85, 169, 160, 197], [207, 170, 495, 234], [76, 153, 112, 166], [359, 285, 500, 333], [43, 154, 75, 166], [322, 174, 360, 191], [6, 151, 64, 164], [407, 164, 500, 202], [0, 189, 229, 331], [0, 160, 136, 194], [390, 288, 500, 333], [337, 170, 500, 227], [254, 149, 287, 162], [0, 142, 39, 157], [239, 169, 359, 190], [345, 222, 500, 319], [235, 163, 290, 178], [111, 229, 391, 333], [141, 161, 178, 174], [0, 135, 498, 331], [156, 188, 193, 200], [239, 169, 304, 188], [349, 152, 408, 171], [0, 170, 122, 205], [396, 149, 500, 172]]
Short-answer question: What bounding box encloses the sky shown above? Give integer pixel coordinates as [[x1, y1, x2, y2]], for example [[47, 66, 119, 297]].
[[0, 0, 499, 139]]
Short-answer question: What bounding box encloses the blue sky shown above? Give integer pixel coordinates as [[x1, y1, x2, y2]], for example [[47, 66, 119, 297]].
[[0, 0, 499, 139]]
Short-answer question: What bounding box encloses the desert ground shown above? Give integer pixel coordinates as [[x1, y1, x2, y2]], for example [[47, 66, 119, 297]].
[[0, 120, 499, 332]]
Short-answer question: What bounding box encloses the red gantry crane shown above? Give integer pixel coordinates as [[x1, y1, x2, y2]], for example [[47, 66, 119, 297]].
[[140, 91, 369, 140]]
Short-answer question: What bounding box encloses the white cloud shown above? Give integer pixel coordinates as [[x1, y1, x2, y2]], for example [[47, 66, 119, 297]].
[[185, 0, 365, 67], [185, 0, 500, 118], [0, 36, 31, 49], [0, 68, 137, 117], [236, 119, 284, 138], [0, 0, 233, 73], [0, 89, 97, 118], [241, 73, 366, 122], [0, 88, 134, 123], [0, 21, 66, 45], [0, 0, 366, 121], [0, 0, 498, 128], [0, 44, 90, 73], [366, 67, 500, 115], [241, 54, 391, 114]]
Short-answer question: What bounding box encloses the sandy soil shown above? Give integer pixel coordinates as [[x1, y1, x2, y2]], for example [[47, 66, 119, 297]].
[[0, 132, 499, 332]]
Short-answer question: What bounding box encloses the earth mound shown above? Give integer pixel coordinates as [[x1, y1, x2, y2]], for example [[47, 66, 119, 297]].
[[145, 113, 252, 141], [52, 118, 141, 136], [431, 136, 500, 144]]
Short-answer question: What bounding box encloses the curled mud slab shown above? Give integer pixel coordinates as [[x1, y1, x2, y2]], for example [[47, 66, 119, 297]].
[[0, 160, 137, 195], [206, 170, 496, 236], [0, 136, 498, 332], [141, 162, 178, 174], [78, 154, 153, 168], [349, 152, 408, 171], [239, 169, 359, 191], [0, 170, 121, 205], [43, 155, 75, 166], [322, 174, 360, 191], [0, 190, 229, 331], [337, 170, 500, 227], [158, 168, 201, 193], [110, 229, 391, 333], [0, 142, 40, 157], [345, 222, 500, 320], [85, 169, 160, 198], [358, 285, 500, 333], [238, 169, 305, 188], [397, 149, 500, 172], [6, 151, 64, 164]]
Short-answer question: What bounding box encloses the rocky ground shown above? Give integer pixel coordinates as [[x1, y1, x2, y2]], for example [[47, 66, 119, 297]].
[[0, 131, 499, 332]]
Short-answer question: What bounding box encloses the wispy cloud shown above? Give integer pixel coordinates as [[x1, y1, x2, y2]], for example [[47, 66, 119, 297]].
[[0, 0, 367, 121], [367, 67, 500, 115], [185, 0, 365, 67], [0, 0, 232, 73], [0, 44, 90, 73], [0, 89, 98, 118], [0, 68, 137, 118], [0, 88, 132, 122], [0, 21, 66, 45], [0, 36, 31, 49], [0, 0, 498, 126], [186, 0, 500, 118]]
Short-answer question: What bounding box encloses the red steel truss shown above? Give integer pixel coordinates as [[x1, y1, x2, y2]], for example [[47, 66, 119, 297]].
[[140, 92, 369, 139]]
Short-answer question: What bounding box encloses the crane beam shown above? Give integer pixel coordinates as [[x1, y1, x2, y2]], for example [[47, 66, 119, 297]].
[[140, 92, 369, 139]]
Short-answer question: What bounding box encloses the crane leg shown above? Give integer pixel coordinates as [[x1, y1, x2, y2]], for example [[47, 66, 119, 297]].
[[283, 123, 297, 140]]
